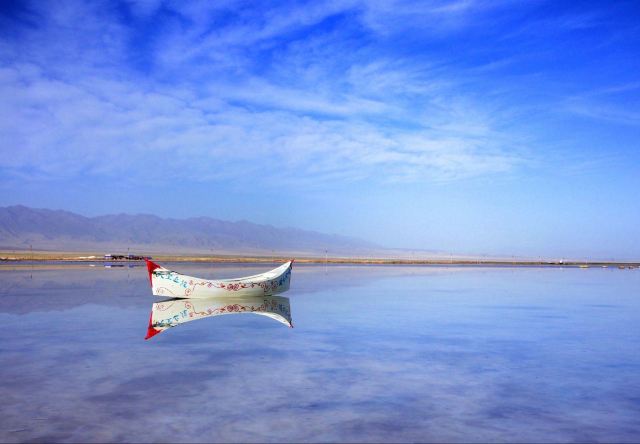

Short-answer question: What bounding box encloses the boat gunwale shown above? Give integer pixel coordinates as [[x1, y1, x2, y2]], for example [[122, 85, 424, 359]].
[[152, 261, 292, 284]]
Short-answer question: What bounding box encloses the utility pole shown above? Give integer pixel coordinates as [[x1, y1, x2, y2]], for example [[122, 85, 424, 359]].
[[325, 249, 328, 274]]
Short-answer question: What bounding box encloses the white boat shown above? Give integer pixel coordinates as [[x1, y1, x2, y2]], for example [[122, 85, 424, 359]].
[[144, 259, 293, 299], [146, 295, 292, 339]]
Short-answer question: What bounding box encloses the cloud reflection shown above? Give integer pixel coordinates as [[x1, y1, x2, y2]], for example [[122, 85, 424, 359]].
[[1, 265, 639, 442]]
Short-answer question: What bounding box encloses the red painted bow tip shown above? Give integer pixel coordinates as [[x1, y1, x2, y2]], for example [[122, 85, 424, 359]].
[[145, 259, 161, 287], [144, 311, 162, 340]]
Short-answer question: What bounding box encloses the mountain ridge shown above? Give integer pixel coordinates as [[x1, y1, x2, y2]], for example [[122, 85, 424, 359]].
[[0, 205, 379, 255]]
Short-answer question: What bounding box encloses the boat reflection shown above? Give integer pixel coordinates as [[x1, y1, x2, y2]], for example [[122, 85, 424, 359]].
[[145, 295, 293, 339]]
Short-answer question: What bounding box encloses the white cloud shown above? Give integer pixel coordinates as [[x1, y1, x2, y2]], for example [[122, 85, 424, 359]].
[[0, 0, 527, 188], [561, 83, 640, 127]]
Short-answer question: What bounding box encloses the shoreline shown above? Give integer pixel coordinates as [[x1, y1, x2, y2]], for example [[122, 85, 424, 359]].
[[0, 251, 638, 268]]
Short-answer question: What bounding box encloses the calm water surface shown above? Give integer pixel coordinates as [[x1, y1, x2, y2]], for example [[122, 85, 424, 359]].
[[0, 263, 639, 443]]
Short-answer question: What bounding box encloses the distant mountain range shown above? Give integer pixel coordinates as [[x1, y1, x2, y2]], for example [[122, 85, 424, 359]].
[[0, 205, 379, 255]]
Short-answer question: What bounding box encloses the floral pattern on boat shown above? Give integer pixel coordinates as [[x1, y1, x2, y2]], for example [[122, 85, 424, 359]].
[[145, 295, 293, 339], [146, 260, 292, 299]]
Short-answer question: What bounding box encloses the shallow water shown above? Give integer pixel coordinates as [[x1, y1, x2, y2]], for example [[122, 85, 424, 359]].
[[0, 263, 639, 443]]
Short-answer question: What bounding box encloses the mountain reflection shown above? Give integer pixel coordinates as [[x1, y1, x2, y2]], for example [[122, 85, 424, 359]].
[[146, 295, 292, 339]]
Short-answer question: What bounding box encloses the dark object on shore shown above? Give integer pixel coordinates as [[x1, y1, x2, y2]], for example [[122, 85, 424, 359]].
[[104, 254, 151, 261]]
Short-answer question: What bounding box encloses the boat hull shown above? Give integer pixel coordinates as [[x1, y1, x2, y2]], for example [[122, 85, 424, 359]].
[[145, 260, 293, 299]]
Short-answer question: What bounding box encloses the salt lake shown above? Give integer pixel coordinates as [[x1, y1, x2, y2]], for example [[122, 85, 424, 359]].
[[0, 263, 638, 442]]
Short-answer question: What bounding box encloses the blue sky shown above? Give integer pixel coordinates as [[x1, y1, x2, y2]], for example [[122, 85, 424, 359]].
[[0, 0, 638, 259]]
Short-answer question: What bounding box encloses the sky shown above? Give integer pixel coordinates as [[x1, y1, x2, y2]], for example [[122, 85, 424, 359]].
[[0, 0, 639, 259]]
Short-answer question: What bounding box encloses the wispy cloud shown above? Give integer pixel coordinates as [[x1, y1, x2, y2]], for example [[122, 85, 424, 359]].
[[0, 1, 534, 188], [563, 101, 640, 126], [561, 82, 640, 126], [15, 1, 640, 190]]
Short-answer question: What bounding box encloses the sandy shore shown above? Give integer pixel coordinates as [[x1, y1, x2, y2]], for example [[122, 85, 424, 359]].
[[0, 250, 638, 268]]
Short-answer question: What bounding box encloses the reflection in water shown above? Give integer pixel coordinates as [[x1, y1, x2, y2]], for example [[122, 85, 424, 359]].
[[146, 295, 293, 339], [2, 264, 639, 442]]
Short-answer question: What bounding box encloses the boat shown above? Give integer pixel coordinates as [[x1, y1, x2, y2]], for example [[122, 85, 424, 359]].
[[144, 259, 293, 298], [146, 295, 292, 339]]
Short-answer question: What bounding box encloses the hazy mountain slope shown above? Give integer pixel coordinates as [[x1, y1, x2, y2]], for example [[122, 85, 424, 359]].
[[0, 205, 378, 254]]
